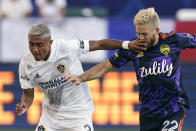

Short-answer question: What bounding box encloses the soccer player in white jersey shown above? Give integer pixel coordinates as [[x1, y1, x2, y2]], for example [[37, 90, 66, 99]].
[[16, 23, 147, 131]]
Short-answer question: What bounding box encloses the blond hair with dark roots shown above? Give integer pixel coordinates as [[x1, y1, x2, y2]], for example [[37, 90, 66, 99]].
[[134, 7, 160, 29]]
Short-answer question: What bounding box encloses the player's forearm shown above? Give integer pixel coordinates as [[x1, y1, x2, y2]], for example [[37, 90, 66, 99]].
[[21, 95, 33, 108], [79, 61, 113, 82], [89, 39, 124, 51], [21, 89, 34, 108], [99, 39, 123, 49]]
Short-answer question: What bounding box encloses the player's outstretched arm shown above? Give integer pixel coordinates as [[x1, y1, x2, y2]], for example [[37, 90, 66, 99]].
[[176, 33, 196, 49], [89, 39, 147, 54], [16, 88, 34, 116], [64, 60, 115, 85]]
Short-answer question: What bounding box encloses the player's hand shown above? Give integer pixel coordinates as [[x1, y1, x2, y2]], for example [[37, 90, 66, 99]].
[[64, 74, 82, 85], [16, 102, 28, 116], [128, 39, 147, 54]]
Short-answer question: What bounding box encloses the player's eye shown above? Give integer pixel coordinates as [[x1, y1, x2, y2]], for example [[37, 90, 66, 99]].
[[29, 42, 34, 47], [142, 33, 148, 36], [37, 43, 43, 47]]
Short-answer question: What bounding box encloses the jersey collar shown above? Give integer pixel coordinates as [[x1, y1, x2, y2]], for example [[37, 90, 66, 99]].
[[47, 42, 55, 62]]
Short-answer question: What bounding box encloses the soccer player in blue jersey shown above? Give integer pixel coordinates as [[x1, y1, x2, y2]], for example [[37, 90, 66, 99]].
[[64, 8, 196, 131]]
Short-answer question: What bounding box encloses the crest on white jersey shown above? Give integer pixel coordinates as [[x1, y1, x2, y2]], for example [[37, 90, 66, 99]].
[[137, 53, 144, 58], [56, 64, 65, 73], [160, 44, 170, 57], [113, 52, 118, 59]]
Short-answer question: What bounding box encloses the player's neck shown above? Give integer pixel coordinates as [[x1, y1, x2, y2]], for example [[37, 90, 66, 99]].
[[153, 35, 159, 46], [43, 48, 51, 61]]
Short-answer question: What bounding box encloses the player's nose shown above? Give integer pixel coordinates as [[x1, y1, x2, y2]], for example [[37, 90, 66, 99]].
[[32, 46, 40, 53], [138, 35, 145, 41]]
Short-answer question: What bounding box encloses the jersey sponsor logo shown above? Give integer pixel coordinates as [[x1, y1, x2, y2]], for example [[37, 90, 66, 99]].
[[38, 76, 67, 89], [37, 125, 45, 131], [56, 64, 65, 73], [160, 44, 170, 57], [140, 59, 173, 78], [35, 73, 41, 78]]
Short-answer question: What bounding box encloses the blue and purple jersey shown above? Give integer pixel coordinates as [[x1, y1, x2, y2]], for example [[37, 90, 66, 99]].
[[109, 32, 196, 118]]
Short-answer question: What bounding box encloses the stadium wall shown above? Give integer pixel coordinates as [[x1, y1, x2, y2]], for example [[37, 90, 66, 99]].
[[0, 63, 195, 129], [0, 18, 196, 63]]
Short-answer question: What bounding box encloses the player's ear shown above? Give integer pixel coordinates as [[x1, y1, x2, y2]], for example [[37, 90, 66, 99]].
[[155, 28, 160, 34], [49, 40, 53, 45]]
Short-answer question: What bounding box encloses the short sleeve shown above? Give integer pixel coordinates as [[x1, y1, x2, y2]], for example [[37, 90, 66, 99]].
[[19, 58, 34, 89], [109, 49, 134, 68], [66, 39, 90, 56], [176, 33, 196, 49]]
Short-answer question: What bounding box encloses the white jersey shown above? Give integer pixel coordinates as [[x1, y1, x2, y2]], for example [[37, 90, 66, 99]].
[[19, 39, 94, 121]]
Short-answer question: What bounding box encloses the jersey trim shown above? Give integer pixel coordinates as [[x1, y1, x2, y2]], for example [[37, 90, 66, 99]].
[[160, 31, 175, 39]]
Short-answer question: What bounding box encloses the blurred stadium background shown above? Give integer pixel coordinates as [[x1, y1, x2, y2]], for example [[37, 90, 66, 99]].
[[0, 0, 196, 131]]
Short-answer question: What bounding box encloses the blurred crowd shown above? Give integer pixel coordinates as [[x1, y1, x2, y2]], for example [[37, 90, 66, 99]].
[[0, 0, 67, 18]]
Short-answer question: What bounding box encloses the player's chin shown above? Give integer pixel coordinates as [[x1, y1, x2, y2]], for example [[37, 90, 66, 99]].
[[35, 58, 41, 61], [34, 55, 42, 61]]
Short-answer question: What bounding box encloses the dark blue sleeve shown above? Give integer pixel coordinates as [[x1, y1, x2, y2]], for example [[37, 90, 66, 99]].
[[109, 49, 134, 68], [176, 33, 196, 49]]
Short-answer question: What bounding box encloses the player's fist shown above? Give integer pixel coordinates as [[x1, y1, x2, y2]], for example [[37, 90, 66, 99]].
[[128, 39, 147, 54], [16, 102, 28, 116], [64, 74, 81, 85]]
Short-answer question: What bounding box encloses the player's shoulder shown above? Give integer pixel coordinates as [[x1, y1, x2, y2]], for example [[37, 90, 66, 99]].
[[19, 52, 35, 72], [54, 39, 80, 47], [56, 39, 79, 43], [114, 48, 135, 58], [116, 48, 131, 54], [159, 31, 176, 39], [174, 32, 195, 39], [53, 39, 81, 57], [20, 52, 33, 64], [161, 32, 194, 43]]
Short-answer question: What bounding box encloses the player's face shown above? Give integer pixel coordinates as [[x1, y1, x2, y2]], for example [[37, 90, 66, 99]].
[[28, 35, 52, 61], [136, 24, 159, 48]]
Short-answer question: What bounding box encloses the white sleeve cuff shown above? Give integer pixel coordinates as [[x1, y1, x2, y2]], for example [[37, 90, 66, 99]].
[[82, 40, 90, 53], [122, 41, 130, 49]]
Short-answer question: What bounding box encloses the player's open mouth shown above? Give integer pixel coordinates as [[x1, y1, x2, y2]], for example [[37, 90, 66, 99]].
[[34, 54, 42, 59], [34, 53, 41, 56]]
